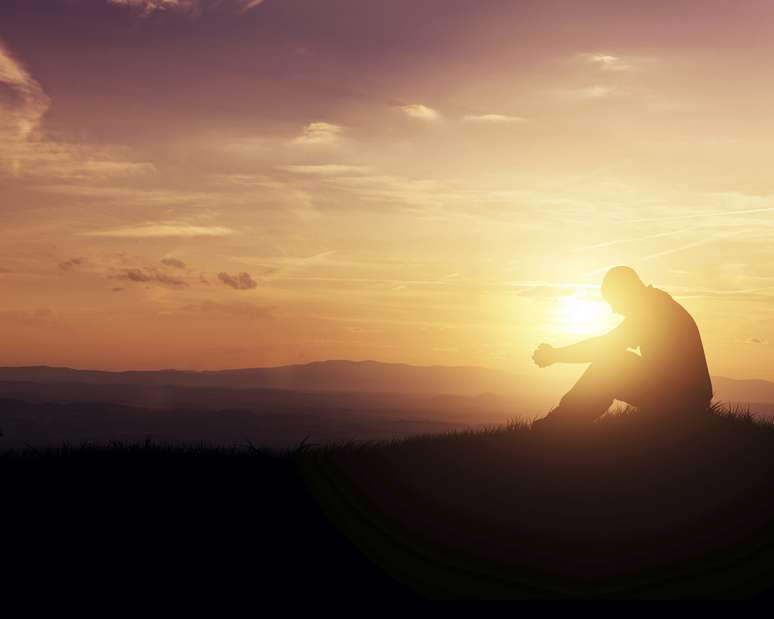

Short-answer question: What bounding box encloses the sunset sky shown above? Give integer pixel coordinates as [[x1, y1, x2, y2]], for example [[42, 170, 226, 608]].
[[2, 0, 774, 380]]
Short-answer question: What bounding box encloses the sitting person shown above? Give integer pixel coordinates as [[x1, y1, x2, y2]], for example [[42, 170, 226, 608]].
[[532, 266, 713, 428]]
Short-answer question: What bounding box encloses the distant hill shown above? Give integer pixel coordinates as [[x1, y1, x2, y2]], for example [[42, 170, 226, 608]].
[[1, 361, 773, 450], [0, 361, 554, 449], [1, 359, 772, 404], [712, 376, 774, 404], [0, 360, 557, 402]]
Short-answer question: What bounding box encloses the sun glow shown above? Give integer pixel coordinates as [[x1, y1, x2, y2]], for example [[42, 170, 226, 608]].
[[555, 294, 614, 336]]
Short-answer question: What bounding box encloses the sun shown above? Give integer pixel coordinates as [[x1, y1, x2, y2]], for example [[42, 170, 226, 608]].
[[554, 294, 614, 336]]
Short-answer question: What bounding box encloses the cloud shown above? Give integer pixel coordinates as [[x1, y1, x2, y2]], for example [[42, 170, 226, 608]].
[[292, 122, 343, 146], [399, 104, 441, 121], [640, 230, 745, 262], [557, 85, 620, 101], [106, 0, 264, 16], [218, 271, 258, 290], [115, 267, 189, 288], [238, 0, 265, 12], [0, 40, 51, 174], [181, 300, 274, 319], [154, 272, 189, 288], [161, 257, 187, 269], [118, 268, 151, 283], [0, 41, 49, 140], [1, 40, 155, 180], [580, 53, 633, 72], [83, 223, 235, 238], [462, 114, 527, 124], [575, 227, 697, 252], [58, 257, 85, 271], [107, 0, 193, 14], [279, 164, 371, 175]]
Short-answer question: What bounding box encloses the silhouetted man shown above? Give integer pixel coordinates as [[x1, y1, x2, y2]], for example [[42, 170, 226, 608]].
[[532, 266, 712, 428]]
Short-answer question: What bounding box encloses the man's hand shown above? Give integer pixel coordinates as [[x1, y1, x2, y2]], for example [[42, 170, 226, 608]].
[[532, 343, 557, 368]]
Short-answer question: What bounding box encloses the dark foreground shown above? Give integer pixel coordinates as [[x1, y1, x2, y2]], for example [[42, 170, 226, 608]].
[[3, 409, 774, 601]]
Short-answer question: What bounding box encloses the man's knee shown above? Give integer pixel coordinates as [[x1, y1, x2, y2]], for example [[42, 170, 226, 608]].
[[576, 352, 638, 392], [590, 349, 641, 372], [585, 350, 644, 392]]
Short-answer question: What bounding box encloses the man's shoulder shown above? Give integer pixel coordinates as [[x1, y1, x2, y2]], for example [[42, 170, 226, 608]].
[[648, 286, 675, 304], [648, 285, 695, 319]]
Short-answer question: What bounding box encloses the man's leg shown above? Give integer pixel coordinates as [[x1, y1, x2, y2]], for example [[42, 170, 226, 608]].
[[535, 351, 644, 428]]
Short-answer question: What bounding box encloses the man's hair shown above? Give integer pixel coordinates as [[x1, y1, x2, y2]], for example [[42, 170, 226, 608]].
[[602, 266, 645, 301]]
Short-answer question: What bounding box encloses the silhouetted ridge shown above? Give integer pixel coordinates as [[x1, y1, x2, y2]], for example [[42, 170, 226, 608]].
[[0, 360, 536, 397]]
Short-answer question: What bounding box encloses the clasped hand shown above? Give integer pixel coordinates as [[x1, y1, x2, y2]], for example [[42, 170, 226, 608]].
[[532, 343, 557, 368]]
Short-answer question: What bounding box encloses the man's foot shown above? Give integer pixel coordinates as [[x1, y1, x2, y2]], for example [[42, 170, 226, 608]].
[[531, 414, 562, 432], [531, 410, 591, 432]]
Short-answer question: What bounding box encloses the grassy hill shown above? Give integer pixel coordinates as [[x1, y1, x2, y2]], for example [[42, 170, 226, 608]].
[[3, 406, 774, 600]]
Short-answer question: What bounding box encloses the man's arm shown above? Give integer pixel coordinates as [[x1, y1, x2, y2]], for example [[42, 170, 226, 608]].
[[533, 321, 636, 367], [553, 335, 618, 364]]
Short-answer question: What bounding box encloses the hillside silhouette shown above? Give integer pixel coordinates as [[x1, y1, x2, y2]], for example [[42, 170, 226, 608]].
[[2, 360, 770, 405], [299, 406, 774, 598], [0, 396, 484, 449], [4, 406, 774, 600], [1, 360, 773, 449], [0, 360, 533, 395]]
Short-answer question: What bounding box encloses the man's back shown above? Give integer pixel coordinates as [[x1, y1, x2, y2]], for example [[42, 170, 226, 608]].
[[624, 286, 712, 403]]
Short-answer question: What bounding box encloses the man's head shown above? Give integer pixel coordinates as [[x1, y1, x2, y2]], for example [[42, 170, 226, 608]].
[[601, 266, 647, 315]]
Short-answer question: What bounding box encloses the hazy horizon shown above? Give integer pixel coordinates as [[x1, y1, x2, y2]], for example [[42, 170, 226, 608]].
[[1, 357, 774, 390]]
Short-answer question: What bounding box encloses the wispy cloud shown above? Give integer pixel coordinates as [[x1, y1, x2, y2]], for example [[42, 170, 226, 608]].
[[83, 223, 236, 238], [580, 53, 633, 72], [279, 164, 371, 175], [161, 257, 187, 269], [399, 104, 441, 121], [59, 257, 85, 272], [640, 230, 747, 262], [462, 114, 527, 125], [575, 227, 698, 252], [106, 0, 264, 16], [558, 85, 620, 100], [0, 40, 154, 180], [238, 0, 265, 13], [115, 267, 189, 288], [628, 205, 774, 224], [218, 271, 258, 290], [0, 39, 51, 174], [107, 0, 192, 13], [291, 122, 343, 146], [180, 300, 274, 319]]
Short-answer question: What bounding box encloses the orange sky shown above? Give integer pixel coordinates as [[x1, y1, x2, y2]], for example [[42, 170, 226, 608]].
[[2, 0, 774, 380]]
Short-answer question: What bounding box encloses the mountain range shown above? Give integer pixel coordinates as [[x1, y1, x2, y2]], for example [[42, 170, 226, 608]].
[[0, 360, 772, 449]]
